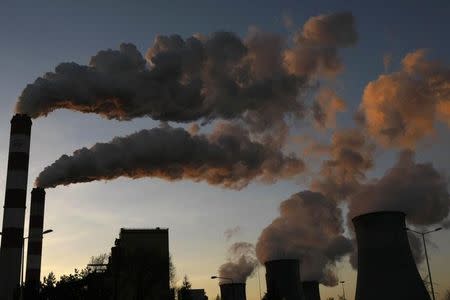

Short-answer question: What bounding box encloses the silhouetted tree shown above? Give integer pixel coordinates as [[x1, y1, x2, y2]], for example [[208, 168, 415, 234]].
[[169, 254, 177, 288], [178, 275, 193, 300]]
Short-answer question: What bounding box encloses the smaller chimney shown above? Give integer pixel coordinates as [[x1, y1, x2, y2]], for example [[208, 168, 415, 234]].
[[219, 283, 246, 300], [302, 281, 321, 300], [24, 188, 46, 299]]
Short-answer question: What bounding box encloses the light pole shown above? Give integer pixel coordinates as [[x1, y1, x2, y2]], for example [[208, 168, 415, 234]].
[[20, 229, 53, 300], [405, 227, 442, 300], [340, 281, 346, 300], [211, 275, 235, 300]]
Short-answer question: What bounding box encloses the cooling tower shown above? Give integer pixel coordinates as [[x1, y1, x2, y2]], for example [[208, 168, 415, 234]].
[[219, 283, 246, 300], [0, 114, 32, 300], [265, 259, 304, 300], [302, 281, 321, 300], [24, 188, 46, 299], [352, 211, 431, 300]]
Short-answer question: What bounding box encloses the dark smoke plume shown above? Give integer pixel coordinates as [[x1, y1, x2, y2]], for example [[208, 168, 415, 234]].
[[35, 123, 304, 189], [218, 242, 258, 283], [349, 150, 450, 226], [256, 191, 352, 286], [16, 12, 357, 135], [360, 49, 450, 148]]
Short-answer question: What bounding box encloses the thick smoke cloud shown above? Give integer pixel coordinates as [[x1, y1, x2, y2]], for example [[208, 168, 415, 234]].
[[256, 191, 352, 286], [311, 129, 374, 202], [16, 12, 357, 136], [218, 242, 258, 283], [349, 151, 450, 226], [284, 12, 358, 77], [361, 49, 450, 148], [35, 123, 304, 189]]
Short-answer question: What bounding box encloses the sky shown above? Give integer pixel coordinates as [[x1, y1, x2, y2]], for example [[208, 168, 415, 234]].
[[0, 0, 449, 299]]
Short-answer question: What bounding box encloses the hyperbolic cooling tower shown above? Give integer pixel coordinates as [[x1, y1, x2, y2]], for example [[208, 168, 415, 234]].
[[302, 281, 321, 300], [0, 114, 32, 300], [265, 259, 304, 300], [25, 187, 46, 299], [220, 283, 246, 300], [352, 211, 431, 300]]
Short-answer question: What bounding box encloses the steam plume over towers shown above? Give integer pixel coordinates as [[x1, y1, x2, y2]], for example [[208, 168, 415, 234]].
[[0, 114, 32, 300], [256, 191, 352, 286]]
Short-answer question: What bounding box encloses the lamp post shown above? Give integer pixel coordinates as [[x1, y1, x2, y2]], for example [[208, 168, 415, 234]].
[[211, 275, 235, 300], [340, 281, 346, 300], [405, 227, 442, 300], [21, 229, 53, 300]]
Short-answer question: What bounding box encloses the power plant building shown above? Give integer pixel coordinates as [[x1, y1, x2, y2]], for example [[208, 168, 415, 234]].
[[109, 228, 170, 300], [352, 211, 431, 300]]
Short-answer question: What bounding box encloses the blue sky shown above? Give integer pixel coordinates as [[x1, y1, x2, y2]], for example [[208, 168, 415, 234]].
[[0, 1, 449, 299]]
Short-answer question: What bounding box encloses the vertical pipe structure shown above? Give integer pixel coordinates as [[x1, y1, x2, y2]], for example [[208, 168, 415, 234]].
[[24, 187, 46, 299], [0, 114, 32, 300], [219, 283, 246, 300], [352, 211, 431, 300], [265, 259, 304, 300], [302, 281, 321, 300]]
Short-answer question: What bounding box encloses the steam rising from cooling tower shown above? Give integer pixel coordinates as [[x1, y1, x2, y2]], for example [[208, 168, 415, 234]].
[[35, 123, 304, 189], [349, 150, 450, 226], [218, 242, 258, 283], [256, 191, 352, 286]]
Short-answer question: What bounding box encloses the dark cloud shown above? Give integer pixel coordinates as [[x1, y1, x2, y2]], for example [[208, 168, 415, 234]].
[[255, 191, 352, 286], [35, 123, 304, 189], [349, 150, 450, 226], [218, 242, 258, 283]]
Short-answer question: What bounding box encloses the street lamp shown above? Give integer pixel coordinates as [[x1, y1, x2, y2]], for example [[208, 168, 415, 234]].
[[211, 275, 235, 300], [405, 227, 442, 300], [21, 229, 54, 286], [340, 281, 346, 300]]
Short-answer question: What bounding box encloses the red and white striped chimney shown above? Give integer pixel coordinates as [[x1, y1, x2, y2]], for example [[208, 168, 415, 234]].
[[0, 114, 32, 300], [25, 187, 46, 298]]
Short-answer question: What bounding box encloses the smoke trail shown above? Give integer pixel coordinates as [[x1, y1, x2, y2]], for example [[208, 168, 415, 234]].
[[256, 191, 352, 286], [311, 129, 375, 202], [16, 12, 357, 135], [349, 150, 450, 226], [35, 123, 304, 189], [224, 226, 241, 241], [360, 49, 450, 148], [218, 242, 258, 283]]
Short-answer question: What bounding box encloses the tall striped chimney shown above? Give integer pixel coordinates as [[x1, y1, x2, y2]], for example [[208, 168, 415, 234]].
[[0, 114, 32, 300], [24, 188, 46, 299]]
